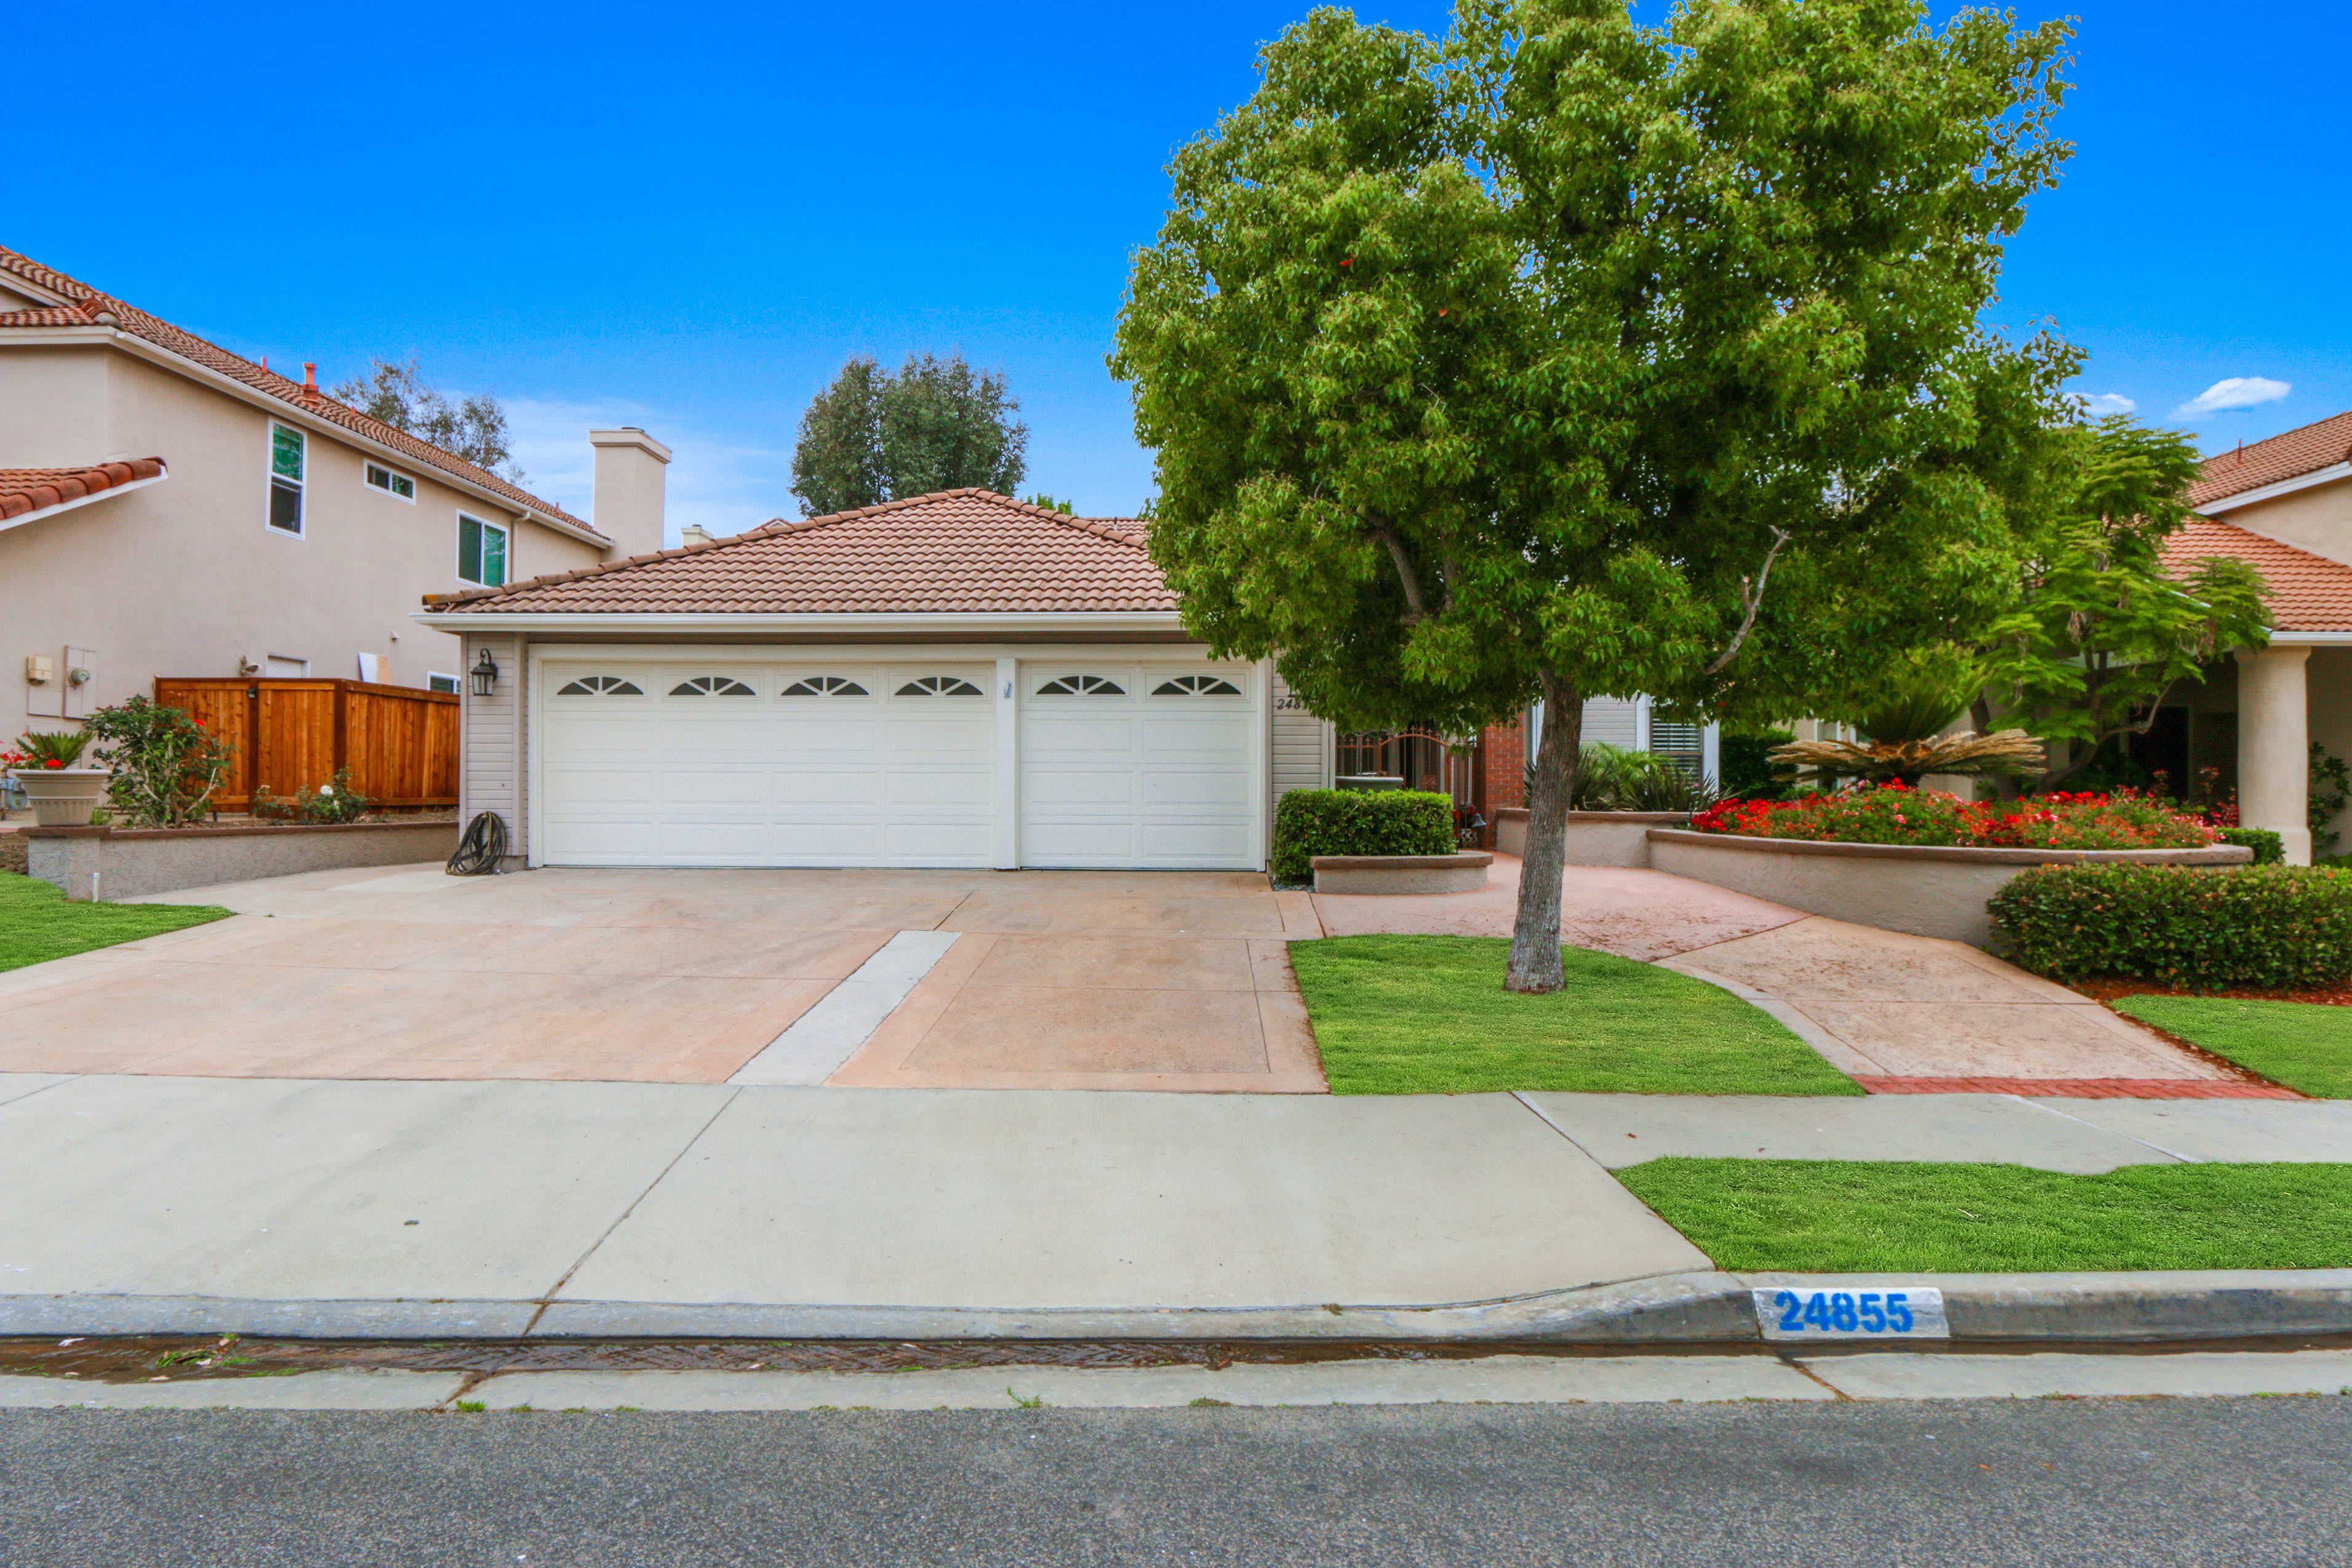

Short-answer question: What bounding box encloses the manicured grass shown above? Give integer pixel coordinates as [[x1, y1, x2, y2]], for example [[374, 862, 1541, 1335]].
[[0, 872, 230, 972], [1618, 1158, 2352, 1273], [2109, 994, 2352, 1099], [1290, 934, 1861, 1096]]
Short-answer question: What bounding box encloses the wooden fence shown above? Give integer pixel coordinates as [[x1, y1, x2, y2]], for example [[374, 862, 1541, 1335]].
[[153, 678, 460, 811]]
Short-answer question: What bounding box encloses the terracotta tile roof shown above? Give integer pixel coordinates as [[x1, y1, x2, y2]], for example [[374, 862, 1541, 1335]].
[[0, 457, 165, 524], [2189, 411, 2352, 507], [2162, 515, 2352, 633], [428, 489, 1172, 615], [0, 246, 603, 541]]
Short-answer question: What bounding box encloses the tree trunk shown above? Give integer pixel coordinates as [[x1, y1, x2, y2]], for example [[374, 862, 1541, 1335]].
[[1507, 671, 1580, 993]]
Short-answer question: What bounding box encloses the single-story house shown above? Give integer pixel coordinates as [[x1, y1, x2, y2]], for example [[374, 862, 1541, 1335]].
[[2148, 411, 2352, 863], [416, 489, 1334, 871], [0, 242, 665, 724]]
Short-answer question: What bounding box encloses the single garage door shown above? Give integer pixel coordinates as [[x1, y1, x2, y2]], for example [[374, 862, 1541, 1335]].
[[537, 659, 997, 867], [1018, 661, 1257, 869]]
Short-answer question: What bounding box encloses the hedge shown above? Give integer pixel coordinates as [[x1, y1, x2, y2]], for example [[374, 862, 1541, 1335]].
[[1988, 863, 2352, 991], [2216, 826, 2285, 865], [1270, 789, 1457, 884]]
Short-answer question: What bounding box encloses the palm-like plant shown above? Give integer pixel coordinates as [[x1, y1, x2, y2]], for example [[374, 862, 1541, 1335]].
[[1772, 650, 2045, 788]]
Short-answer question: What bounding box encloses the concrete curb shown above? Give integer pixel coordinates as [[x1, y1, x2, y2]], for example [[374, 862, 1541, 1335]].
[[7, 1269, 2348, 1344]]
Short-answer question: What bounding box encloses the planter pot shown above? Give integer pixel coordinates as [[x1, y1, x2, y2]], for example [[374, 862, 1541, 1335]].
[[1645, 828, 2253, 947], [1492, 809, 1690, 866], [1312, 852, 1493, 895], [6, 769, 108, 828]]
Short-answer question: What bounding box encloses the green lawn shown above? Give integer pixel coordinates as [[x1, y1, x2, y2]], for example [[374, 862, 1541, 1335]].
[[1290, 934, 1861, 1096], [2109, 994, 2352, 1099], [1618, 1158, 2352, 1273], [0, 873, 231, 972]]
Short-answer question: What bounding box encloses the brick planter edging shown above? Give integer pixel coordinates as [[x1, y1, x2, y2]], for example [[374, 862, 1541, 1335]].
[[1645, 829, 2253, 947], [25, 820, 458, 901]]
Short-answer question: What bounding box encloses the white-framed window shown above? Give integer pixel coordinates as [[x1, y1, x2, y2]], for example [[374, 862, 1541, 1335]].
[[267, 423, 305, 535], [780, 675, 870, 697], [668, 675, 756, 697], [427, 672, 461, 694], [556, 675, 644, 695], [365, 461, 417, 501], [457, 512, 509, 587]]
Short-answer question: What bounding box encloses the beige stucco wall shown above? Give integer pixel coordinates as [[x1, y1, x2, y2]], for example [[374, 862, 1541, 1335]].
[[2207, 474, 2352, 567], [1, 343, 606, 727]]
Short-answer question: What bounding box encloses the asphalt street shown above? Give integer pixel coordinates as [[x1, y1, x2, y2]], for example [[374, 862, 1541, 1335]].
[[4, 1396, 2346, 1566]]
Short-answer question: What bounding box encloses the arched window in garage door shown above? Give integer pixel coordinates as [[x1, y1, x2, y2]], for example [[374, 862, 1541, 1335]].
[[555, 675, 644, 696], [1035, 674, 1126, 696], [780, 675, 870, 697], [895, 675, 985, 697], [668, 675, 756, 696], [1150, 674, 1242, 696]]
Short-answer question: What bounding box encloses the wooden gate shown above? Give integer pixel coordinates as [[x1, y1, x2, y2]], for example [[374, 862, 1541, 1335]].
[[152, 678, 459, 811]]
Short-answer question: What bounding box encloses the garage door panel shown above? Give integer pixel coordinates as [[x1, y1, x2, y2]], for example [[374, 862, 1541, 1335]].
[[1141, 822, 1257, 861], [883, 767, 996, 809], [1024, 767, 1142, 809], [1141, 769, 1252, 807]]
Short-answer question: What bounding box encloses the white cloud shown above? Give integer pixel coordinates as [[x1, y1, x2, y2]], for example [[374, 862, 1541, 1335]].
[[2176, 377, 2291, 418], [501, 396, 792, 545], [2079, 392, 2137, 417]]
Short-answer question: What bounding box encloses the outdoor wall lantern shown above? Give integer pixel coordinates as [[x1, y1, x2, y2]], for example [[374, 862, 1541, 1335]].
[[470, 647, 500, 697]]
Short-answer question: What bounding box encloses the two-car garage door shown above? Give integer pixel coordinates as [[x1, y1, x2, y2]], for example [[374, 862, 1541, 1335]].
[[534, 657, 1259, 869]]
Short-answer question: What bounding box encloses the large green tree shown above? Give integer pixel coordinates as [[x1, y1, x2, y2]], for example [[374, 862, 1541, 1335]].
[[1113, 0, 2078, 990], [1970, 416, 2271, 785], [790, 352, 1029, 517]]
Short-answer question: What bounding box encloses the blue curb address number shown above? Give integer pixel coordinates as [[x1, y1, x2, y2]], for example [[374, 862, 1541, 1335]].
[[1752, 1286, 1950, 1340]]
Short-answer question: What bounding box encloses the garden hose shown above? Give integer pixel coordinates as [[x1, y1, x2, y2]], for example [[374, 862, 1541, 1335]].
[[446, 811, 509, 876]]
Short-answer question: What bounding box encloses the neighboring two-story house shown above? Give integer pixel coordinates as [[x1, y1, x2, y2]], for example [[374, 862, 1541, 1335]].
[[0, 244, 672, 733]]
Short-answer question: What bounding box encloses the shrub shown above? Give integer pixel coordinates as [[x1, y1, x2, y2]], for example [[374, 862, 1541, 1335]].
[[1558, 743, 1717, 812], [2216, 826, 2284, 866], [1690, 783, 2215, 850], [1988, 864, 2352, 991], [81, 699, 235, 828], [1271, 789, 1455, 884], [254, 767, 372, 826], [1717, 729, 1796, 801]]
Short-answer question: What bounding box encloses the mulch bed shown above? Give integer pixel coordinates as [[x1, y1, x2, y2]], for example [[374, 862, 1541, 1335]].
[[2072, 976, 2352, 1008]]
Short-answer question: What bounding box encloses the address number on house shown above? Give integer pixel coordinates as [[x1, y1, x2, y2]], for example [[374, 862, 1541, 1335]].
[[1753, 1286, 1949, 1340]]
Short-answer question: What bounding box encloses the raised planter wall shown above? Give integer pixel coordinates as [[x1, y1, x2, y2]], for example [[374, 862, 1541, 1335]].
[[1492, 808, 1690, 867], [1312, 852, 1493, 895], [25, 821, 458, 902], [1645, 829, 2254, 947]]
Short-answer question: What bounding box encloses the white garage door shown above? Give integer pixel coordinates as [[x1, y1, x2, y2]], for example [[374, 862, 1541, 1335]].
[[1018, 662, 1257, 869], [537, 660, 997, 868]]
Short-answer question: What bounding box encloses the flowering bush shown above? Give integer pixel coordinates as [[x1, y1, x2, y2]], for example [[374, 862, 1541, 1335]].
[[1687, 783, 2218, 851]]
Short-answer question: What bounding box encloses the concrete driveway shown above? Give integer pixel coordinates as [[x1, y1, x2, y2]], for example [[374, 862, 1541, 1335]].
[[0, 865, 1325, 1092]]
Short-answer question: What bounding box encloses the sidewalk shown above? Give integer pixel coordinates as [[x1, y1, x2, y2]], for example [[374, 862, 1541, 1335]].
[[4, 1071, 2345, 1341]]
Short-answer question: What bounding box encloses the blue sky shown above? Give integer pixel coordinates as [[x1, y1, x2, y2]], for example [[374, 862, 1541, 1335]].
[[6, 1, 2346, 537]]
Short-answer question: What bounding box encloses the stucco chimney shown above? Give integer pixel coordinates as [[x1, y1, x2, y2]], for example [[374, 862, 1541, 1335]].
[[588, 427, 672, 559]]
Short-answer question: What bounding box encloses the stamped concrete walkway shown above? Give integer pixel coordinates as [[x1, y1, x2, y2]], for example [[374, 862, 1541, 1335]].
[[0, 864, 1323, 1092], [1317, 853, 2249, 1095]]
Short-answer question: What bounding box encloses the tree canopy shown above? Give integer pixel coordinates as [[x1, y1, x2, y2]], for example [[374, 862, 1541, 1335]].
[[1112, 0, 2080, 988], [1969, 416, 2271, 785], [331, 357, 519, 479], [790, 352, 1029, 517]]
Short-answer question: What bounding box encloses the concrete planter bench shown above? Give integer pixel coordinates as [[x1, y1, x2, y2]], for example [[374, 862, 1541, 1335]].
[[1644, 828, 2254, 946], [24, 820, 459, 901], [1312, 852, 1494, 895], [1493, 808, 1690, 867]]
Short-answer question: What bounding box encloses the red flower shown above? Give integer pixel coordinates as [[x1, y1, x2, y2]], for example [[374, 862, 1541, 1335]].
[[42, 759, 62, 769]]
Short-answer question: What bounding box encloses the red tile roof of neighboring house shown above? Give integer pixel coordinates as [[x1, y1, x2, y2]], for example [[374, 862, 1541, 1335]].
[[0, 457, 165, 525], [428, 489, 1172, 615], [2163, 515, 2352, 633], [0, 246, 603, 542], [2188, 411, 2352, 508]]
